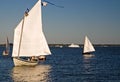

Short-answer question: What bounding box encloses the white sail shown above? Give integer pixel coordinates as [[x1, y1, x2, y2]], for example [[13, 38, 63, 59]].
[[12, 0, 51, 57], [6, 37, 10, 51], [83, 36, 95, 53]]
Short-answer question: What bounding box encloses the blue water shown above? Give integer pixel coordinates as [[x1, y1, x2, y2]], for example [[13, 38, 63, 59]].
[[0, 46, 120, 82]]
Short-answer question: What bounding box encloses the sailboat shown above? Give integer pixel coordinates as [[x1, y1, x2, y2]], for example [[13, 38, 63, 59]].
[[83, 36, 95, 54], [68, 43, 80, 48], [3, 37, 10, 55], [12, 0, 51, 66]]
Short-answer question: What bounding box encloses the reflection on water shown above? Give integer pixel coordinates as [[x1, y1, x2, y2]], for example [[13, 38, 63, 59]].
[[12, 65, 51, 82], [83, 54, 95, 71], [83, 54, 95, 59], [82, 54, 96, 80], [83, 54, 95, 70]]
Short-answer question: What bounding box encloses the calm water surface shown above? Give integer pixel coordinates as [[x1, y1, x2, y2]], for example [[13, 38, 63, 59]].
[[0, 46, 120, 82]]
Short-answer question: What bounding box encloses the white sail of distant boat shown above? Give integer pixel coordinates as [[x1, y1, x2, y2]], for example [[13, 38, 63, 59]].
[[12, 0, 51, 66], [83, 36, 95, 54], [68, 43, 80, 48], [3, 37, 10, 55]]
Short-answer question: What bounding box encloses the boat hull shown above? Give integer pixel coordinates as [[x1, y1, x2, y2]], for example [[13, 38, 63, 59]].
[[39, 55, 46, 60], [82, 51, 94, 54], [13, 57, 38, 66], [83, 52, 95, 55], [3, 51, 9, 56], [68, 43, 79, 48]]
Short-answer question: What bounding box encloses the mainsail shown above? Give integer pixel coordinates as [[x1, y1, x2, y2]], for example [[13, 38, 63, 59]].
[[83, 36, 95, 53], [12, 0, 51, 57]]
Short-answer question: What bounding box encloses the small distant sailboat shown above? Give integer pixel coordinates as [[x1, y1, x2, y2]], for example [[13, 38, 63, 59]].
[[60, 45, 63, 48], [3, 37, 10, 56], [68, 43, 80, 48], [12, 0, 51, 66], [83, 36, 95, 54]]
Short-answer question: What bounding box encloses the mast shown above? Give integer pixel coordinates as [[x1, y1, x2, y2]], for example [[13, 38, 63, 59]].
[[17, 13, 26, 58]]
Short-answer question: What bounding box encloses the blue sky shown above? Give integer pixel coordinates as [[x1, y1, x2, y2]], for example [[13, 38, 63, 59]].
[[0, 0, 120, 44]]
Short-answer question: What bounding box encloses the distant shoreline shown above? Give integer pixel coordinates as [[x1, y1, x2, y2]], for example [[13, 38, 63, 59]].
[[0, 43, 120, 47], [48, 44, 120, 47]]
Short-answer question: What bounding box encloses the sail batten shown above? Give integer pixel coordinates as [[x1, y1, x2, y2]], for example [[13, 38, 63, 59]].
[[12, 0, 51, 57], [83, 36, 95, 53]]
